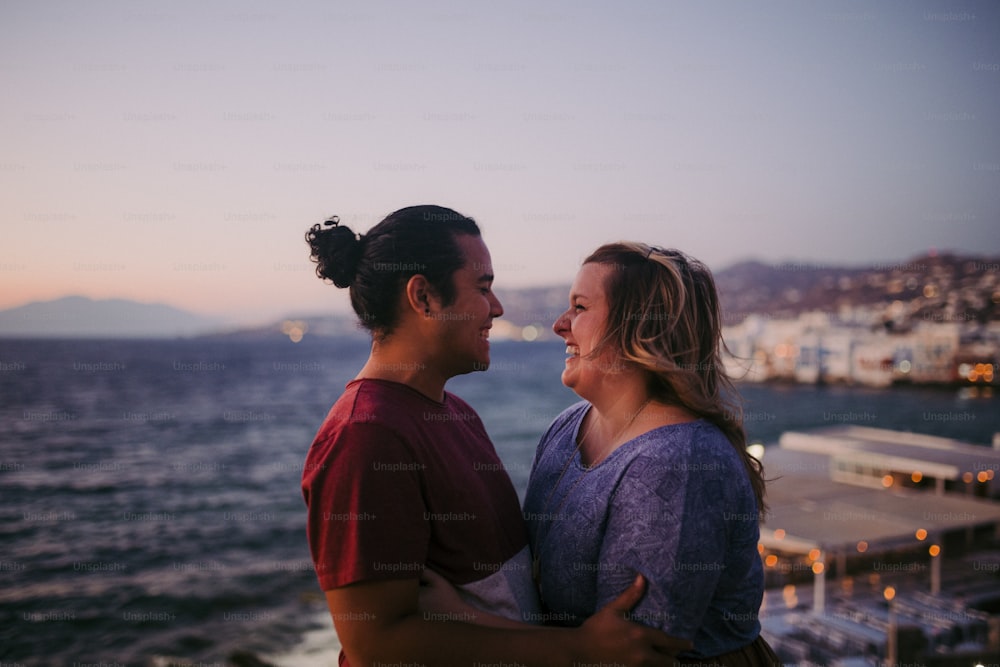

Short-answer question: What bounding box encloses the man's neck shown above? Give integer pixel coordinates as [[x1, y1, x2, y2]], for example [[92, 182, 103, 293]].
[[356, 338, 448, 402]]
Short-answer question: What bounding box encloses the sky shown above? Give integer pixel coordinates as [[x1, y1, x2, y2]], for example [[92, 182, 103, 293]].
[[1, 0, 998, 326]]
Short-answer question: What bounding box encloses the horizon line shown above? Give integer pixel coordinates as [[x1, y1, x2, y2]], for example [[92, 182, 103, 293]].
[[1, 246, 996, 322]]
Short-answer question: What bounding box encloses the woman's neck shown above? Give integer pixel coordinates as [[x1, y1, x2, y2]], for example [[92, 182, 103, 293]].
[[579, 382, 697, 466]]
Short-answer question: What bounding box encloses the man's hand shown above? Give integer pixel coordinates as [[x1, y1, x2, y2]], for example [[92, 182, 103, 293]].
[[575, 575, 692, 666]]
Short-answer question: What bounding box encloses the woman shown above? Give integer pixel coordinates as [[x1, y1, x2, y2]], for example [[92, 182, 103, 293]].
[[521, 242, 778, 664]]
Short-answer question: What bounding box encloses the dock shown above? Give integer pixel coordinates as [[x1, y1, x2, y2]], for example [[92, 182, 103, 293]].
[[758, 426, 1000, 666]]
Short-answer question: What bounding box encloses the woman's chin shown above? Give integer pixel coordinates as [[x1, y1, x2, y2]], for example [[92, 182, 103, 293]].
[[560, 370, 578, 392]]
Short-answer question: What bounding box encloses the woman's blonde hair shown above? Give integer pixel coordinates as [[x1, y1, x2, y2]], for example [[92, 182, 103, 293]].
[[584, 242, 767, 513]]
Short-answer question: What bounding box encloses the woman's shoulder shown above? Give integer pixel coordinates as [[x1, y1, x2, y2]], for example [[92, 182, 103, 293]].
[[537, 401, 588, 449], [632, 419, 740, 468], [620, 421, 754, 504], [542, 401, 590, 434], [552, 400, 589, 427]]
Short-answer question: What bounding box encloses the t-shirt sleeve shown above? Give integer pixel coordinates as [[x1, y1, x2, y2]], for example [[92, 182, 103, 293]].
[[594, 452, 726, 640], [304, 420, 430, 590]]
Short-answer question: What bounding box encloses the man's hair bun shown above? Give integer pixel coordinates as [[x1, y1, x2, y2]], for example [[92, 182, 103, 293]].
[[305, 215, 364, 288]]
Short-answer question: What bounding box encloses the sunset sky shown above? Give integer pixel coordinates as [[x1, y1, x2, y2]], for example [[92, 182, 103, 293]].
[[2, 1, 998, 325]]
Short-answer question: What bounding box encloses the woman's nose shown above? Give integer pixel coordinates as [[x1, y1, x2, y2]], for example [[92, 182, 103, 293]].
[[552, 309, 570, 336]]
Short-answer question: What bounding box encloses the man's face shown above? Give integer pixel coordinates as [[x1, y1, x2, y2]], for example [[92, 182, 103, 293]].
[[434, 234, 504, 375]]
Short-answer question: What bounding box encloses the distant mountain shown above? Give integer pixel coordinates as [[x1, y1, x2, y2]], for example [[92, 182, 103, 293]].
[[492, 284, 571, 339], [0, 296, 224, 338], [197, 285, 575, 343], [715, 259, 871, 324], [715, 253, 1000, 325], [195, 313, 370, 342]]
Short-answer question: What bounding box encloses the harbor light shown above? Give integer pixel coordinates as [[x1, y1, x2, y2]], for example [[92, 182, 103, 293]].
[[929, 544, 941, 557], [911, 471, 923, 483], [280, 319, 307, 343], [884, 586, 896, 601], [966, 362, 995, 383], [857, 541, 868, 553], [915, 528, 927, 541]]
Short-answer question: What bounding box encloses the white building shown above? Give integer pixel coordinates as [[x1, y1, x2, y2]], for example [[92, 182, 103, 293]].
[[723, 312, 991, 387]]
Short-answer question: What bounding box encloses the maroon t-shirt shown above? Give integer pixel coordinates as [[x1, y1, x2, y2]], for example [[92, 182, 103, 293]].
[[302, 379, 540, 661]]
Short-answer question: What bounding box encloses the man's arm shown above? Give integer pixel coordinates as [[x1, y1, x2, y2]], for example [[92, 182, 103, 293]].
[[417, 567, 536, 630], [327, 576, 691, 667]]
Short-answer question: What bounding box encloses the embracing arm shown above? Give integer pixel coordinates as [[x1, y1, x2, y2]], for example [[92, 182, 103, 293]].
[[327, 576, 691, 667], [417, 568, 533, 630]]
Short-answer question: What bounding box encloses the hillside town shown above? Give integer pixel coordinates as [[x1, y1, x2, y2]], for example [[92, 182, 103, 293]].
[[722, 313, 998, 387], [720, 255, 1000, 387]]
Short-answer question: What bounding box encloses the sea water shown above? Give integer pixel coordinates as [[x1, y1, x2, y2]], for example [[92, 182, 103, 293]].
[[1, 337, 997, 665]]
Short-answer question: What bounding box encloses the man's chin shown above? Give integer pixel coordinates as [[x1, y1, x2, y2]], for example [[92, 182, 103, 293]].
[[458, 357, 490, 375]]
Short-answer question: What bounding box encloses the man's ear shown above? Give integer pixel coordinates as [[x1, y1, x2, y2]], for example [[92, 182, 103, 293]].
[[404, 274, 439, 318]]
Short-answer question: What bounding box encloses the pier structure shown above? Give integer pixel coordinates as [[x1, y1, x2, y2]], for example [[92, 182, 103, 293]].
[[758, 426, 1000, 665]]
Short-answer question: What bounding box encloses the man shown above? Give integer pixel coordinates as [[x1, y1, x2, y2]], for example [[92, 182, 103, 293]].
[[302, 205, 689, 666]]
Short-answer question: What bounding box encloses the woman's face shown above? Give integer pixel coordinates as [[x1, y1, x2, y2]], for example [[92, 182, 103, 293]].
[[552, 262, 622, 398]]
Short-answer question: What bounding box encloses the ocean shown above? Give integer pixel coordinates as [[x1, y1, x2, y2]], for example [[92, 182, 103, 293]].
[[2, 337, 998, 666]]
